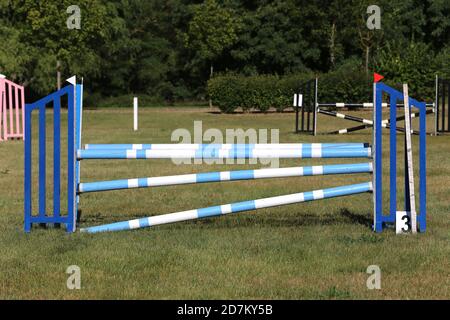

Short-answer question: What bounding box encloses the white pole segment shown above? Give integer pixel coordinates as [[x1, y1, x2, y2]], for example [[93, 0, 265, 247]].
[[133, 97, 138, 131]]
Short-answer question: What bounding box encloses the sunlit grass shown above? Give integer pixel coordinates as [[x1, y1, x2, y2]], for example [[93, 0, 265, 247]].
[[0, 108, 448, 299]]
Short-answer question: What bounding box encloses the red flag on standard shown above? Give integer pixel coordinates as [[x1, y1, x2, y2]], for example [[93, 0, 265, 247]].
[[374, 73, 384, 83]]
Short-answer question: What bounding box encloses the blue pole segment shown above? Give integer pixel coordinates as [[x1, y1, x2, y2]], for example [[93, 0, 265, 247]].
[[78, 162, 373, 193], [80, 182, 373, 233]]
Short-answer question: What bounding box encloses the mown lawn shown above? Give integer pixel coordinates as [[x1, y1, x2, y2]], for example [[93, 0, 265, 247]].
[[0, 107, 449, 299]]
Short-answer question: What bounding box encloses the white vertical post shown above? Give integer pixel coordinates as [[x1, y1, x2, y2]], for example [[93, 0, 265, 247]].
[[80, 77, 84, 145], [313, 78, 318, 136], [133, 97, 138, 131], [403, 84, 417, 234]]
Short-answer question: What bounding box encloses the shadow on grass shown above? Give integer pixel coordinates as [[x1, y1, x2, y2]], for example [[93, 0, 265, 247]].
[[338, 208, 372, 227], [79, 208, 372, 230]]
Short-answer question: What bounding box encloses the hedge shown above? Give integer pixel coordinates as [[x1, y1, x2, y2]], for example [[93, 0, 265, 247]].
[[208, 73, 314, 113], [208, 65, 373, 113]]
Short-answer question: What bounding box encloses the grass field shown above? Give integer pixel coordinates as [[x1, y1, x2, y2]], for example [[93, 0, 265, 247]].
[[0, 107, 449, 299]]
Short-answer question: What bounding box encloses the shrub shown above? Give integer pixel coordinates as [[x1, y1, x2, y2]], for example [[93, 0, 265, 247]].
[[319, 59, 371, 108], [375, 41, 437, 100], [246, 75, 277, 113], [207, 75, 243, 113], [208, 73, 314, 113]]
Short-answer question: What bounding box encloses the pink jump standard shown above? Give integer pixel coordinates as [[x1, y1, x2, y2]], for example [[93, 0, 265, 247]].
[[0, 75, 25, 141]]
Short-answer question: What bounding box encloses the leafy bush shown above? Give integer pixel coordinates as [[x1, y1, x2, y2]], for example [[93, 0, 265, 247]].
[[318, 60, 372, 108], [375, 41, 437, 100], [246, 75, 278, 113], [207, 75, 244, 113], [207, 51, 443, 112], [208, 73, 313, 113], [435, 46, 450, 80]]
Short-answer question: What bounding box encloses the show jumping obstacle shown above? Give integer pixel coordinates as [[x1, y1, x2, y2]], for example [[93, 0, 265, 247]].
[[0, 75, 25, 141], [326, 109, 433, 135], [294, 76, 441, 135], [436, 77, 450, 133], [24, 77, 427, 234]]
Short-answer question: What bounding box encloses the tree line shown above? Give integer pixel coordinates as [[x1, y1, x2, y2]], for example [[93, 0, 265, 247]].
[[0, 0, 449, 104]]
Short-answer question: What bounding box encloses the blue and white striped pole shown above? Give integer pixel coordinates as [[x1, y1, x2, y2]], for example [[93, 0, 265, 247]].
[[78, 162, 373, 193], [80, 182, 373, 233], [77, 147, 371, 160], [84, 143, 369, 150]]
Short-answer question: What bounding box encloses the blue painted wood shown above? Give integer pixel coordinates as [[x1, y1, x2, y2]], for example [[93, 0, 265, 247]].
[[374, 83, 383, 232], [419, 101, 427, 231], [390, 94, 397, 224], [67, 87, 76, 232], [53, 98, 61, 220], [374, 83, 427, 232], [23, 85, 77, 232], [24, 104, 33, 232], [38, 102, 46, 220]]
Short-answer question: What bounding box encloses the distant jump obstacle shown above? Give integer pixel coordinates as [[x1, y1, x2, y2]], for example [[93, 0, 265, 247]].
[[294, 76, 444, 135], [0, 75, 25, 141], [24, 77, 427, 234], [437, 77, 450, 133]]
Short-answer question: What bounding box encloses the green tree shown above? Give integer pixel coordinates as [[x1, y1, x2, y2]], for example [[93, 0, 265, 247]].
[[1, 0, 112, 94], [375, 41, 436, 98], [427, 0, 450, 50], [0, 24, 34, 85], [185, 0, 241, 83], [98, 0, 178, 99], [230, 0, 324, 74]]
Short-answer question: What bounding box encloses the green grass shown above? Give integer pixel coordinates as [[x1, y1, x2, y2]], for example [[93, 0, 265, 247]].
[[0, 108, 449, 299]]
